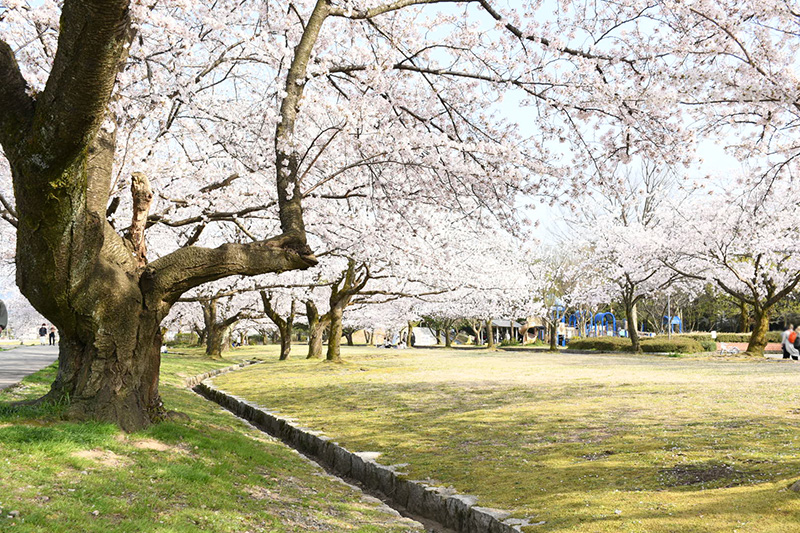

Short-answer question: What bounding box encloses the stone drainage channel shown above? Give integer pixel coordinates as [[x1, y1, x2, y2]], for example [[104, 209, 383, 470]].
[[187, 361, 537, 533]]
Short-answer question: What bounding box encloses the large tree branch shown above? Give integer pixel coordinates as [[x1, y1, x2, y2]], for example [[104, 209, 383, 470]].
[[142, 232, 317, 302], [0, 38, 35, 153], [329, 0, 472, 19], [32, 0, 132, 170]]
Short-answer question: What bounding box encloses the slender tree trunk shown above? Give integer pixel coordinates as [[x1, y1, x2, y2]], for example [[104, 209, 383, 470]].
[[625, 299, 642, 353], [470, 320, 484, 345], [407, 321, 416, 347], [364, 329, 373, 345], [486, 319, 495, 349], [746, 305, 769, 357]]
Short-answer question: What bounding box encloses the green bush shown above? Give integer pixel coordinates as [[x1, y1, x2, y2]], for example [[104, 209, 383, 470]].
[[166, 332, 199, 347], [640, 336, 703, 354], [714, 332, 782, 343], [698, 339, 717, 351], [568, 335, 705, 354], [568, 337, 632, 352], [500, 338, 520, 346], [684, 333, 713, 342]]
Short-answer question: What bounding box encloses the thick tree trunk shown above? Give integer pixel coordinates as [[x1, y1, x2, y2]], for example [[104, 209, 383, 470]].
[[47, 303, 165, 431], [327, 306, 344, 362], [205, 323, 228, 358], [746, 306, 769, 357], [486, 319, 495, 349], [308, 324, 326, 358], [0, 0, 317, 432], [344, 331, 354, 346], [278, 323, 292, 360], [549, 321, 557, 351]]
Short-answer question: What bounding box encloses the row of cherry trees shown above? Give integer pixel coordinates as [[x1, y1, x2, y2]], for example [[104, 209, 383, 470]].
[[2, 0, 799, 428]]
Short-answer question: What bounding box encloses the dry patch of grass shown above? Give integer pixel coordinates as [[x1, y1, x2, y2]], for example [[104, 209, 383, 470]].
[[213, 345, 800, 533], [71, 449, 130, 468]]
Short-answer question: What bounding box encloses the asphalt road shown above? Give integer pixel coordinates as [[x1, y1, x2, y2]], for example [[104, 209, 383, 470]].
[[0, 345, 59, 391]]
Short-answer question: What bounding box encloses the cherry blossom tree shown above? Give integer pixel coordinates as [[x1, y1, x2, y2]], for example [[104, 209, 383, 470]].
[[666, 180, 800, 356]]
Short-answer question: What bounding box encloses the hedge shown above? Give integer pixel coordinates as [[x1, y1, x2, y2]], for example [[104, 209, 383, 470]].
[[640, 336, 703, 354], [568, 335, 704, 354], [568, 337, 632, 352], [714, 331, 782, 343]]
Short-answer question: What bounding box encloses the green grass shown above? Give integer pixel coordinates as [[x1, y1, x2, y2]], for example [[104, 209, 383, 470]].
[[0, 345, 420, 532], [213, 345, 800, 532]]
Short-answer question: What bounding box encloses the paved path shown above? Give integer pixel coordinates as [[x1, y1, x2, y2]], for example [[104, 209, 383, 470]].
[[0, 345, 59, 391]]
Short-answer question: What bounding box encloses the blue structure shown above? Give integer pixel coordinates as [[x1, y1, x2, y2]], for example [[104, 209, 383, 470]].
[[592, 312, 618, 337], [550, 300, 567, 346], [663, 315, 683, 334], [568, 311, 591, 338]]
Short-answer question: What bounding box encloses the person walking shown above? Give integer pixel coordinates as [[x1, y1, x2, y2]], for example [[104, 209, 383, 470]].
[[49, 325, 57, 346], [38, 323, 47, 345], [782, 324, 794, 359], [792, 326, 800, 362]]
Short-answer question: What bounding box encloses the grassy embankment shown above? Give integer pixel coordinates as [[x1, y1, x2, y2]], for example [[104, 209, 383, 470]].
[[213, 345, 800, 533], [0, 345, 421, 533]]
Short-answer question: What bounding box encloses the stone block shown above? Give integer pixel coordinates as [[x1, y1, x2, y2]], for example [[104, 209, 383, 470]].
[[350, 453, 366, 481], [374, 464, 396, 497], [332, 446, 352, 477]]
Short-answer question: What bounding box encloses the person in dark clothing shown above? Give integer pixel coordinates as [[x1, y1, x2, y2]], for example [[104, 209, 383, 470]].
[[0, 299, 7, 334], [49, 325, 57, 346], [38, 323, 47, 345]]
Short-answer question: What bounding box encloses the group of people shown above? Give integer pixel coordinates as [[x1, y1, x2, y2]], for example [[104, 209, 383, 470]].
[[781, 324, 800, 360], [38, 323, 57, 346]]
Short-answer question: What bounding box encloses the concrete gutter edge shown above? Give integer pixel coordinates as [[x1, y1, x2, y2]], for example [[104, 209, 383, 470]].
[[189, 370, 526, 533]]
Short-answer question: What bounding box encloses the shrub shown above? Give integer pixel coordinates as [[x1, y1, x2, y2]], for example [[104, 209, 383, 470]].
[[640, 336, 703, 354], [684, 333, 713, 343], [568, 337, 632, 352], [500, 338, 520, 346], [714, 332, 782, 343], [166, 332, 199, 347], [698, 339, 717, 351]]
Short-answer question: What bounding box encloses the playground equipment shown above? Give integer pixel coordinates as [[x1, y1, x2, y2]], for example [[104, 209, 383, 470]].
[[663, 315, 683, 334], [592, 312, 618, 337], [549, 301, 567, 346], [568, 311, 591, 338]]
